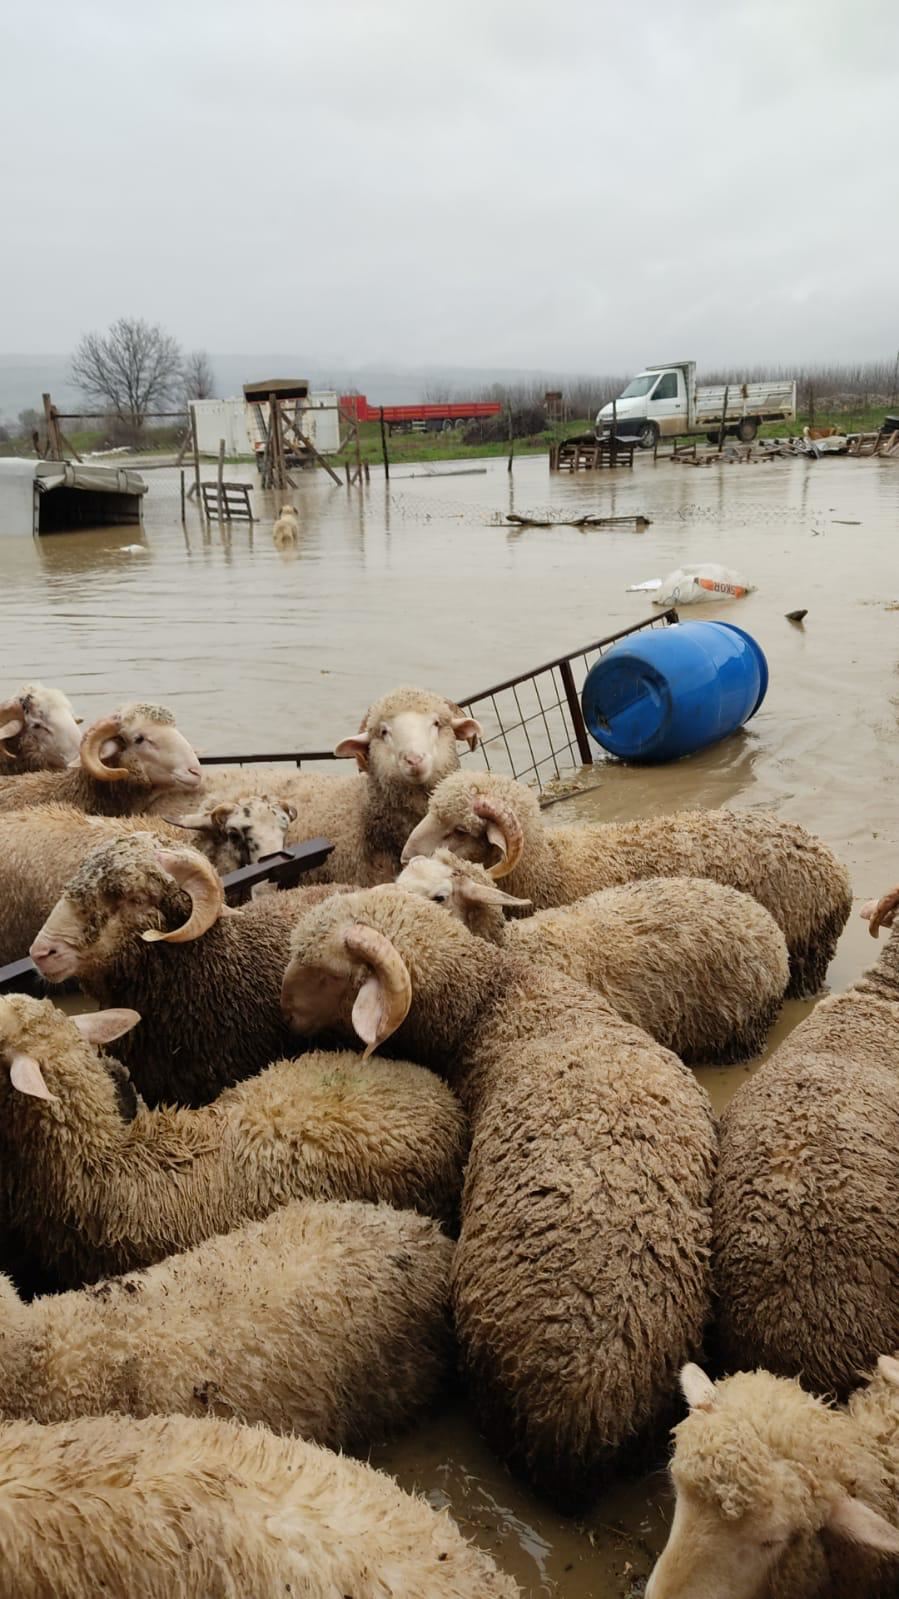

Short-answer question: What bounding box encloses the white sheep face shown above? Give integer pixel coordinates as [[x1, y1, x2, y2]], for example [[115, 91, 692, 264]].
[[646, 1364, 899, 1599], [335, 696, 481, 791]]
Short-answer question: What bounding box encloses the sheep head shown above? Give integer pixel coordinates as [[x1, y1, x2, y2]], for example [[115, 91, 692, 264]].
[[401, 770, 537, 876], [334, 687, 482, 789], [29, 833, 228, 983], [77, 703, 201, 791], [166, 794, 297, 868], [281, 884, 491, 1062], [0, 683, 82, 770], [396, 850, 530, 944], [645, 1363, 899, 1599], [0, 993, 140, 1107]]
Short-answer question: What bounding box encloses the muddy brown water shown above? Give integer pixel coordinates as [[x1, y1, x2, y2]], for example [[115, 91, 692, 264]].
[[3, 451, 899, 1594]]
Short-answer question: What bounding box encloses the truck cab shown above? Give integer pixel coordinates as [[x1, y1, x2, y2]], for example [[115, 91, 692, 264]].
[[596, 364, 692, 449]]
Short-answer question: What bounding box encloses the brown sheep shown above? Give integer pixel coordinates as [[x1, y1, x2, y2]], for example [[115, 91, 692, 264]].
[[281, 886, 715, 1509]]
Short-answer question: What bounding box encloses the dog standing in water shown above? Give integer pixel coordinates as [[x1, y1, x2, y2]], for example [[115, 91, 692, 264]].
[[272, 505, 299, 546]]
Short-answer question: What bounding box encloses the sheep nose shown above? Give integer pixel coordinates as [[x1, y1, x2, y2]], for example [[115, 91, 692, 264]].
[[403, 752, 424, 770], [29, 935, 57, 965]]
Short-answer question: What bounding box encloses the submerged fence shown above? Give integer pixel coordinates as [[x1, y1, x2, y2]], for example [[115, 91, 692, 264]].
[[203, 608, 679, 791]]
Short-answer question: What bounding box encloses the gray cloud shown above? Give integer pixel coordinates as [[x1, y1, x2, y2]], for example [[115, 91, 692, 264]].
[[2, 0, 897, 371]]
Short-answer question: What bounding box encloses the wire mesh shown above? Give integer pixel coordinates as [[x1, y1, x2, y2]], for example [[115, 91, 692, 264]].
[[203, 609, 678, 788]]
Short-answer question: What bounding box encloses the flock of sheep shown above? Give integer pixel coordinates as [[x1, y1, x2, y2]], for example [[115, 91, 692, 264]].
[[0, 677, 898, 1597]]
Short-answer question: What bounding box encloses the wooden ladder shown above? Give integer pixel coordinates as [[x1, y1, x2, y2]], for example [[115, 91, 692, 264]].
[[201, 481, 254, 521]]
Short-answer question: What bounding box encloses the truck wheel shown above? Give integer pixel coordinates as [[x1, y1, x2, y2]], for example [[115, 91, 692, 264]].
[[637, 422, 659, 450], [737, 417, 759, 442]]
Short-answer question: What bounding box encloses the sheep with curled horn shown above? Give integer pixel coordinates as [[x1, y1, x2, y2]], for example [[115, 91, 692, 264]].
[[281, 885, 715, 1509], [0, 702, 202, 816], [0, 683, 82, 773], [402, 768, 851, 998], [0, 992, 465, 1288], [0, 797, 300, 968], [396, 850, 790, 1064], [146, 685, 483, 887], [29, 833, 355, 1106], [0, 1410, 520, 1598]]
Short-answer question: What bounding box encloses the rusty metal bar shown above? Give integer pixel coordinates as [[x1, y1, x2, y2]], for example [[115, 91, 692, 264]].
[[459, 611, 678, 706], [558, 658, 593, 766]]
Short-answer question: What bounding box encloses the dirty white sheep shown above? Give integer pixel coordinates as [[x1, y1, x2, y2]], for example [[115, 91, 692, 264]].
[[0, 1199, 452, 1451], [0, 993, 466, 1289], [397, 850, 789, 1063], [402, 769, 851, 998], [0, 683, 82, 773], [645, 1359, 899, 1599], [0, 799, 297, 968], [0, 703, 202, 816], [152, 685, 483, 887], [0, 1411, 520, 1598]]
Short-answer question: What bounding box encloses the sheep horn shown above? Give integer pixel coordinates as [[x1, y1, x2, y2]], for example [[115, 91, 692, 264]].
[[80, 714, 129, 781], [343, 922, 412, 1059], [0, 699, 24, 755], [862, 886, 899, 938], [472, 794, 524, 879], [141, 850, 226, 944]]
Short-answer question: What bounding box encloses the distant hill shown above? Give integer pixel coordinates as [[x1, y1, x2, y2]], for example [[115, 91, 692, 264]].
[[0, 354, 589, 424]]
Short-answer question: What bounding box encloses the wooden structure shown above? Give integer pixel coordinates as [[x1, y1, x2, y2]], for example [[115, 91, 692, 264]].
[[200, 480, 254, 520], [544, 390, 565, 423], [242, 380, 342, 490], [550, 436, 635, 471]]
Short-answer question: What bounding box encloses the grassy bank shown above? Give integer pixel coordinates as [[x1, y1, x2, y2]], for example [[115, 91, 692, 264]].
[[2, 408, 892, 468]]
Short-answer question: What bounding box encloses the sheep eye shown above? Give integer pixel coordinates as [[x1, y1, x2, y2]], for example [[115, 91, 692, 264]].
[[433, 891, 448, 903], [380, 726, 390, 739], [227, 829, 242, 843], [133, 735, 145, 745]]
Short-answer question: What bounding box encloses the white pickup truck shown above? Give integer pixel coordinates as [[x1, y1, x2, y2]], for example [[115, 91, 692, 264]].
[[595, 361, 796, 449]]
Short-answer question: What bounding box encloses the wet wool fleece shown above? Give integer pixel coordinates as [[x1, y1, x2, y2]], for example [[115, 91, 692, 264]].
[[416, 769, 852, 997], [286, 887, 717, 1507], [715, 915, 899, 1393], [0, 1200, 453, 1452], [0, 993, 467, 1290], [0, 1411, 521, 1598]]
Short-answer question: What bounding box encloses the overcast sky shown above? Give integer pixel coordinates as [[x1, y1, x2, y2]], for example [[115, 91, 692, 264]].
[[3, 0, 897, 373]]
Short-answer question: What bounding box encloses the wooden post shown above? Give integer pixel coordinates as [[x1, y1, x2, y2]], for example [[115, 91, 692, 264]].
[[379, 406, 390, 480], [217, 440, 225, 522], [354, 414, 363, 487], [507, 407, 514, 474], [363, 460, 370, 483], [718, 386, 729, 452], [42, 394, 62, 461], [191, 407, 202, 507], [180, 469, 186, 521], [610, 399, 618, 466]]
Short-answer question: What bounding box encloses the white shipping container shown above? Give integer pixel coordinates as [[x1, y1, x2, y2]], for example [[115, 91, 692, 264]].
[[192, 394, 340, 458]]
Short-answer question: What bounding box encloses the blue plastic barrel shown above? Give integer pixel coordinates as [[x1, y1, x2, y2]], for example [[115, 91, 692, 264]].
[[581, 620, 768, 764]]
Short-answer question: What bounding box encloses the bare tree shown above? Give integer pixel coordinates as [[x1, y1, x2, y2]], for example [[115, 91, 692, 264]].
[[70, 317, 184, 430], [182, 349, 216, 401]]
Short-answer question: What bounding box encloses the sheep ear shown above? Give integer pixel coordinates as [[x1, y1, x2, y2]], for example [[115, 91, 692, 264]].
[[826, 1495, 899, 1553], [285, 804, 298, 824], [352, 976, 394, 1061], [457, 876, 531, 912], [9, 1052, 58, 1103], [450, 715, 482, 752], [0, 717, 24, 741], [877, 1355, 899, 1388], [680, 1363, 718, 1413], [334, 733, 371, 762], [99, 737, 121, 762], [73, 1009, 141, 1046]]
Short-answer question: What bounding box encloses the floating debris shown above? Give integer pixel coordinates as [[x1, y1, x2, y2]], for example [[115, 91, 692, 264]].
[[500, 512, 651, 530], [785, 609, 808, 624]]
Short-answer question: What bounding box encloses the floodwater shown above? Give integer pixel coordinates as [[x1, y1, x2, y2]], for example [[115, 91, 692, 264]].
[[3, 449, 899, 1594]]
